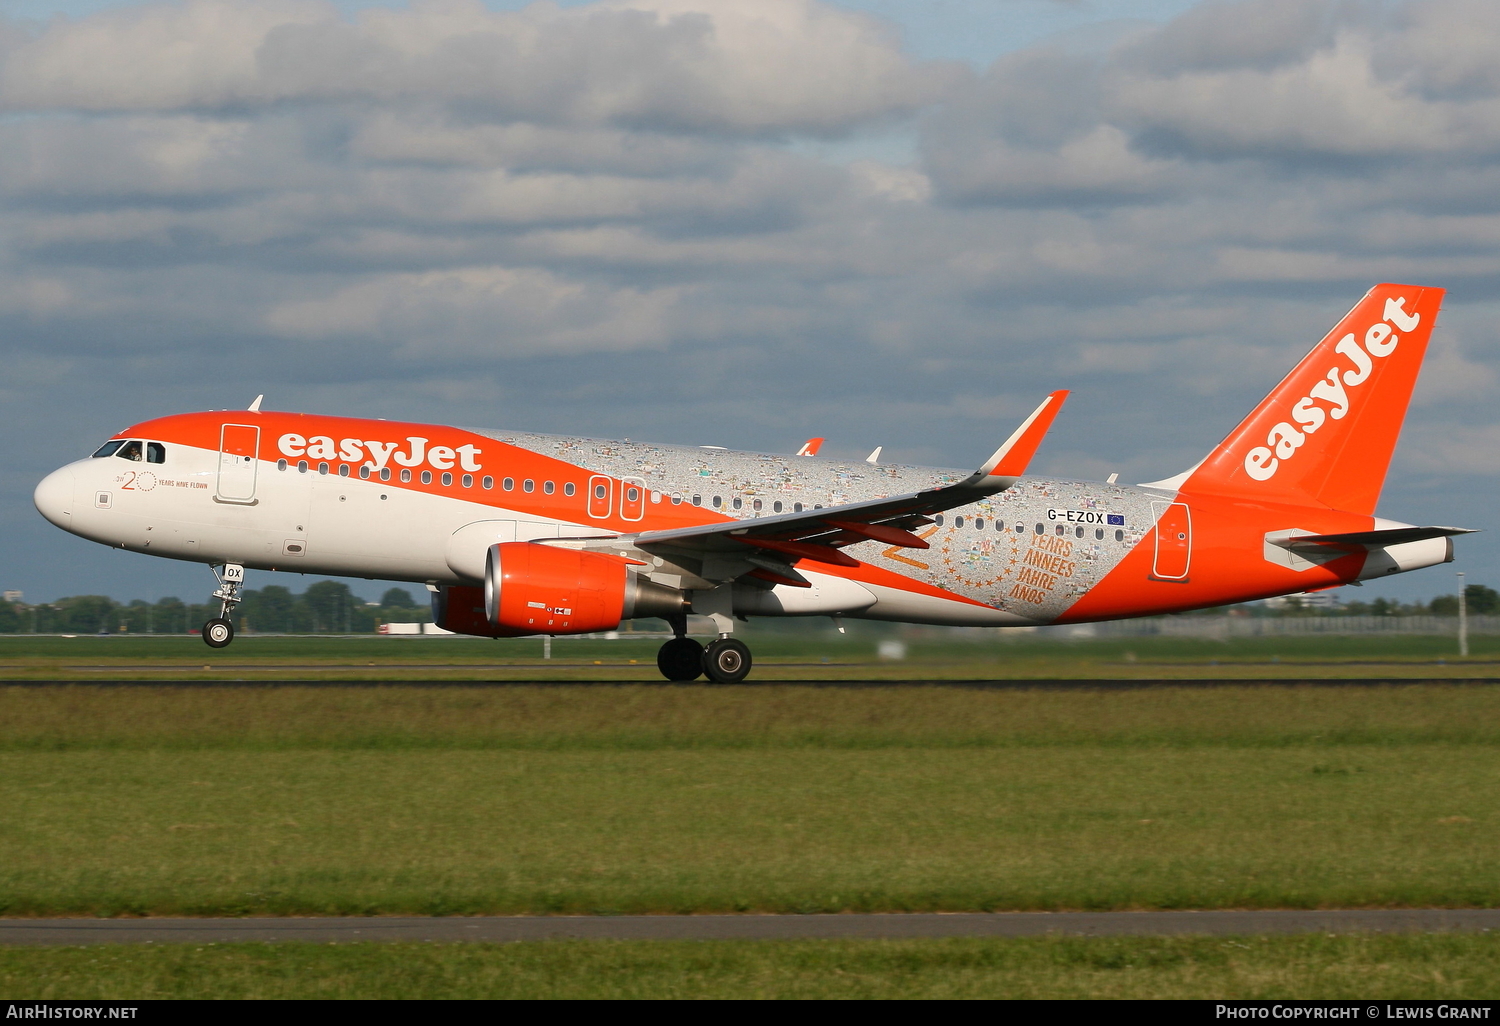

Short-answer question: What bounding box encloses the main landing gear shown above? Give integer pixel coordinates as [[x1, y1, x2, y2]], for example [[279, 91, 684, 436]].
[[202, 562, 245, 649], [655, 613, 753, 684]]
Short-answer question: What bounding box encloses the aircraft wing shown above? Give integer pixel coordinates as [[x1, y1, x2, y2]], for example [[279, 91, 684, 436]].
[[551, 391, 1067, 586]]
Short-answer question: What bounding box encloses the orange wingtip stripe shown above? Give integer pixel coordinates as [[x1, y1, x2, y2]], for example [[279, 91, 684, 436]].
[[990, 389, 1069, 478]]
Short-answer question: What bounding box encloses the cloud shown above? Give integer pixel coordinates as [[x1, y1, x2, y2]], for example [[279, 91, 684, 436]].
[[0, 0, 960, 134], [265, 264, 687, 356]]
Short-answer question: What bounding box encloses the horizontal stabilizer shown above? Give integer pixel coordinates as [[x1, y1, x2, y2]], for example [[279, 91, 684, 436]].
[[1290, 526, 1477, 548]]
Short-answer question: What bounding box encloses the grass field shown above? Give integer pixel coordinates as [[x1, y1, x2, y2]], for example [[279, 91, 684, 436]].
[[4, 934, 1498, 999], [2, 682, 1499, 917], [0, 631, 1496, 680]]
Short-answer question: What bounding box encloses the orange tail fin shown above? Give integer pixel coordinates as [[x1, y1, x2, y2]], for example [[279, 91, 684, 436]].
[[1179, 283, 1444, 515]]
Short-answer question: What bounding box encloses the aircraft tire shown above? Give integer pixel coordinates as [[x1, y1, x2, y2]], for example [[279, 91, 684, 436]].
[[702, 638, 752, 684], [202, 618, 234, 648], [657, 637, 704, 681]]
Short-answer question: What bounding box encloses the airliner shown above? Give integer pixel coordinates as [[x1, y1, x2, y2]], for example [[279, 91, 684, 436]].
[[33, 284, 1470, 681]]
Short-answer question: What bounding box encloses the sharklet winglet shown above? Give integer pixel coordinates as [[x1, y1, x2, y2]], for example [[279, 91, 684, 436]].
[[976, 390, 1069, 480]]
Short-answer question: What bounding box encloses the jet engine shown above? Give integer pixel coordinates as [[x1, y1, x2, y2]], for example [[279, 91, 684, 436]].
[[481, 541, 684, 636], [431, 544, 685, 638]]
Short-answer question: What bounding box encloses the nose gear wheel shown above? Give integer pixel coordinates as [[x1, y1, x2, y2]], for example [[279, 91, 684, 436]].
[[202, 617, 234, 648]]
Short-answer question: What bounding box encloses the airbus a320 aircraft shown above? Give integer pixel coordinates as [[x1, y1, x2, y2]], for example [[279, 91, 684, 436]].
[[34, 284, 1471, 682]]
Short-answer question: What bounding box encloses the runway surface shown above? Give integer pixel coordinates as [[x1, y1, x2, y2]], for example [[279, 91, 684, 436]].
[[4, 678, 1499, 688], [3, 910, 1498, 946]]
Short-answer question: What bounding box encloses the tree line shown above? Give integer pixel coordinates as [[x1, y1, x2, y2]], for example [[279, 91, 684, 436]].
[[1263, 585, 1499, 617], [0, 582, 1493, 635], [0, 582, 432, 634]]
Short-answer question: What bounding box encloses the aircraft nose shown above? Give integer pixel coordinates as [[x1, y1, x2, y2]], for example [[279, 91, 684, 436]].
[[33, 466, 75, 529]]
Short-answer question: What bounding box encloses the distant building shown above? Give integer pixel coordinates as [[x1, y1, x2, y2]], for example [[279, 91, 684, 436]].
[[2, 591, 21, 604], [1263, 591, 1341, 611]]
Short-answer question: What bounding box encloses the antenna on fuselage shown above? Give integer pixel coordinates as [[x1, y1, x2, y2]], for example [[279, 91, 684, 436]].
[[247, 395, 264, 412]]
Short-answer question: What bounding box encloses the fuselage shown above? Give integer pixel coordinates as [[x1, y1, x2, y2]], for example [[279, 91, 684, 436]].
[[32, 408, 1446, 628]]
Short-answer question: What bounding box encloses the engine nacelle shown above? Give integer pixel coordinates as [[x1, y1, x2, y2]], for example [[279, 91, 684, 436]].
[[431, 583, 500, 637], [481, 541, 685, 636]]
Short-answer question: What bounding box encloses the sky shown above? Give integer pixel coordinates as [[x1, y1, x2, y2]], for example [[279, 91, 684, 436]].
[[2, 0, 1497, 608]]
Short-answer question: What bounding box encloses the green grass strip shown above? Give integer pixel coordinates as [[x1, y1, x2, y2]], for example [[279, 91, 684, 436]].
[[4, 935, 1499, 999]]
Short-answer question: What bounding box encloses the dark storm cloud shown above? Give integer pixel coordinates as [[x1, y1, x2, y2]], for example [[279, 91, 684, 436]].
[[3, 0, 1500, 603]]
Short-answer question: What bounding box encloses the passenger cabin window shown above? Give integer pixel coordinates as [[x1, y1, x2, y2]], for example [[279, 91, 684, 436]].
[[935, 514, 944, 526], [146, 443, 165, 464], [543, 481, 554, 494], [421, 471, 432, 484], [401, 469, 412, 483], [564, 482, 576, 496], [1115, 529, 1125, 541], [116, 440, 144, 462], [442, 473, 453, 487], [92, 440, 125, 459]]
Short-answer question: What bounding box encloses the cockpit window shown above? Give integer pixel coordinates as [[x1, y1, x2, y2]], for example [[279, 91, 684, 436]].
[[116, 440, 144, 462], [146, 442, 165, 464], [92, 440, 125, 459]]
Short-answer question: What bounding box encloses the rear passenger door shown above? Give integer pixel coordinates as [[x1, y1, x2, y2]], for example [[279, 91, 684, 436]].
[[1151, 501, 1191, 580]]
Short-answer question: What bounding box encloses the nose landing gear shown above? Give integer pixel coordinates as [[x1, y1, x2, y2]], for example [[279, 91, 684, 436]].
[[202, 618, 234, 648], [202, 563, 245, 649]]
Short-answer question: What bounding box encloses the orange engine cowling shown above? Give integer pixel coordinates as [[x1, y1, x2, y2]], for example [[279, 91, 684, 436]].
[[478, 541, 685, 636]]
